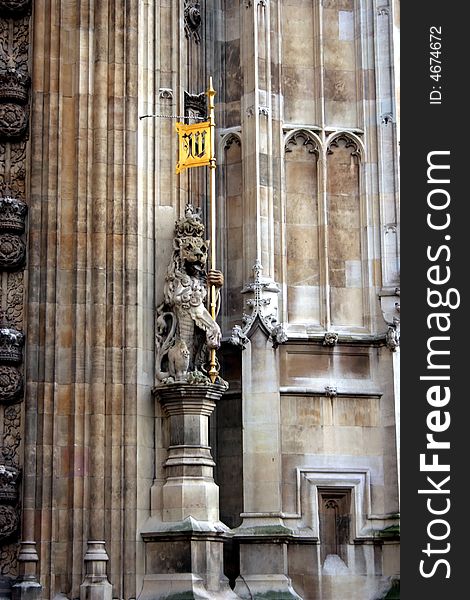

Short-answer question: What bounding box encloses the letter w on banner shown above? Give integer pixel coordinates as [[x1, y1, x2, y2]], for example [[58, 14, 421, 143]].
[[176, 121, 211, 173]]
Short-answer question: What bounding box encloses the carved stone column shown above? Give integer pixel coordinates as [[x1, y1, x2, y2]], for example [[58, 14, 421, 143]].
[[0, 0, 34, 595]]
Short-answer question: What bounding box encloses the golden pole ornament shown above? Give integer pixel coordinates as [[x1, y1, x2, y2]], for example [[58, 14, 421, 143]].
[[207, 77, 218, 384]]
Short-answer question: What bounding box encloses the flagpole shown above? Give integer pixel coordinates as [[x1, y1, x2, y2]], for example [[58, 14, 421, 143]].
[[207, 77, 218, 384]]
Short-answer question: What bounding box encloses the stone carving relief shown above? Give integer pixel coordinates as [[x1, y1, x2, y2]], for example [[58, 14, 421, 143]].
[[327, 134, 361, 157], [155, 204, 224, 385], [325, 385, 338, 398], [1, 404, 21, 466], [285, 130, 319, 155], [0, 365, 22, 403], [381, 287, 400, 351], [223, 134, 241, 151], [184, 1, 202, 44], [323, 332, 339, 346], [0, 15, 30, 141], [0, 0, 30, 575], [0, 464, 20, 544], [0, 232, 24, 268], [230, 260, 287, 349]]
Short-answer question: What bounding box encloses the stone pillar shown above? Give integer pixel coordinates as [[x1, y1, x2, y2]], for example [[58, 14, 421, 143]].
[[232, 329, 300, 600], [140, 382, 238, 600]]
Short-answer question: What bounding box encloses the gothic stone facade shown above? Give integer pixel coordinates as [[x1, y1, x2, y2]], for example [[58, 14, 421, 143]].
[[0, 1, 399, 599]]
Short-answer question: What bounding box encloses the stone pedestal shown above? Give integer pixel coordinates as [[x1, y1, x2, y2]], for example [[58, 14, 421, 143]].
[[79, 542, 113, 600], [140, 383, 239, 599], [232, 526, 302, 600], [11, 541, 42, 600]]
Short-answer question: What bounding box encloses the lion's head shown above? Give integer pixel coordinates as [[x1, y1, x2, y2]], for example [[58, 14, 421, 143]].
[[174, 235, 209, 276]]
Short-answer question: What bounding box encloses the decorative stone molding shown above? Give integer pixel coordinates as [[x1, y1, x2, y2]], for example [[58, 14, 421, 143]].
[[0, 405, 21, 467], [0, 327, 24, 363], [223, 133, 241, 151], [0, 505, 18, 540], [381, 112, 394, 125], [0, 196, 27, 232], [258, 105, 269, 117], [184, 1, 202, 44], [0, 103, 28, 140], [327, 133, 361, 157], [0, 365, 22, 404], [323, 332, 338, 346], [285, 130, 319, 155], [158, 87, 173, 101], [380, 287, 400, 351], [386, 317, 400, 352], [0, 464, 19, 503], [0, 0, 31, 17], [377, 7, 390, 17], [0, 0, 30, 579], [0, 69, 29, 104], [230, 260, 287, 349], [0, 464, 20, 543], [325, 385, 337, 398], [0, 232, 25, 268]]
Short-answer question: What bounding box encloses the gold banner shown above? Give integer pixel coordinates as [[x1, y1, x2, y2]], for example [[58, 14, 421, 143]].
[[175, 121, 211, 173]]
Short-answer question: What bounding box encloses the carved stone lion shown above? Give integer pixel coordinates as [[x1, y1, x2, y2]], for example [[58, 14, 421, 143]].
[[155, 204, 222, 384]]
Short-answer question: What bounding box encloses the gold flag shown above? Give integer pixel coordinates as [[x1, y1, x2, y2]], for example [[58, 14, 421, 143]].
[[175, 121, 211, 174]]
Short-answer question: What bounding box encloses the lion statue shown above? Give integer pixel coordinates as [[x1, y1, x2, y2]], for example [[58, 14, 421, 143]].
[[155, 204, 224, 384]]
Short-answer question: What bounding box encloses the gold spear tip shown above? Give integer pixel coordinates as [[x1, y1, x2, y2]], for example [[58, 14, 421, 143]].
[[207, 76, 216, 98]]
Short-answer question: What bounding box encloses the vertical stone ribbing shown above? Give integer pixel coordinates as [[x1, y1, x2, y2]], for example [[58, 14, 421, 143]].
[[26, 1, 140, 598]]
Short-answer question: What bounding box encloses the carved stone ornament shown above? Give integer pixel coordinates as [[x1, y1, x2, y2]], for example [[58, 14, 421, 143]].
[[0, 103, 28, 140], [325, 385, 337, 398], [184, 1, 202, 44], [0, 505, 19, 541], [0, 465, 19, 504], [0, 327, 24, 364], [0, 365, 22, 403], [155, 204, 224, 386], [0, 69, 30, 105], [381, 287, 400, 351], [386, 316, 400, 352], [0, 0, 31, 16], [323, 332, 339, 346], [0, 232, 25, 268], [0, 196, 27, 232], [230, 260, 287, 349]]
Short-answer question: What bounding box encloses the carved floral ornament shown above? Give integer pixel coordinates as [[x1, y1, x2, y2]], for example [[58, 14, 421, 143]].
[[0, 465, 20, 542], [0, 364, 22, 403]]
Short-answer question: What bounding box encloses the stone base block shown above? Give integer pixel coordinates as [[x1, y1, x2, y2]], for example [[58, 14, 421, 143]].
[[140, 517, 240, 600], [10, 581, 42, 600], [234, 574, 302, 599], [139, 573, 241, 600]]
